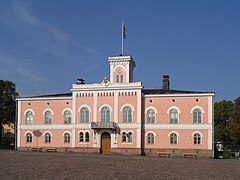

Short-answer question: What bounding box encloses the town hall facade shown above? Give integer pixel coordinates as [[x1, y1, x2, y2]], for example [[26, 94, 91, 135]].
[[16, 55, 215, 157]]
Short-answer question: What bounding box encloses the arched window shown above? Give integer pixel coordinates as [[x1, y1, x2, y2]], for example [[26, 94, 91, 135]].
[[64, 110, 71, 124], [26, 133, 32, 143], [194, 133, 201, 145], [80, 107, 89, 123], [128, 132, 133, 143], [147, 133, 154, 144], [64, 133, 70, 143], [85, 132, 89, 142], [116, 75, 119, 83], [45, 133, 51, 143], [122, 106, 132, 123], [101, 107, 110, 122], [170, 133, 177, 144], [169, 109, 178, 124], [120, 75, 123, 83], [122, 132, 133, 143], [147, 109, 155, 124], [44, 111, 52, 124], [79, 132, 84, 142], [193, 108, 202, 124], [26, 111, 33, 125], [122, 132, 127, 143]]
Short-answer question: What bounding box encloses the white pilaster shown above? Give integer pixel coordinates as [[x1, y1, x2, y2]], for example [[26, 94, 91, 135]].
[[137, 129, 141, 148], [114, 91, 119, 123], [137, 90, 142, 124], [17, 101, 21, 147], [126, 63, 129, 83], [208, 96, 213, 124], [72, 92, 76, 147], [110, 64, 114, 83], [208, 129, 212, 150], [72, 128, 76, 148], [93, 92, 97, 122]]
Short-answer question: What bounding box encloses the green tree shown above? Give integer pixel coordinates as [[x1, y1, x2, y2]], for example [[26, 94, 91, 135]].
[[0, 80, 18, 144], [214, 100, 233, 143], [214, 97, 240, 149]]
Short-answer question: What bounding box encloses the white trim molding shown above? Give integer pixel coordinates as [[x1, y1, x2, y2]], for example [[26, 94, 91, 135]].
[[24, 109, 35, 116], [208, 96, 213, 124], [78, 105, 92, 112], [121, 130, 134, 134], [208, 129, 213, 150], [24, 131, 33, 136], [61, 108, 72, 115], [42, 108, 54, 115], [167, 106, 181, 114], [113, 65, 126, 72], [62, 131, 72, 136], [191, 131, 203, 137], [190, 106, 205, 114], [145, 131, 157, 137], [145, 106, 158, 114], [17, 101, 21, 147], [98, 104, 113, 112], [168, 131, 179, 137], [144, 93, 215, 98], [43, 131, 52, 136], [120, 103, 135, 112], [144, 124, 211, 130]]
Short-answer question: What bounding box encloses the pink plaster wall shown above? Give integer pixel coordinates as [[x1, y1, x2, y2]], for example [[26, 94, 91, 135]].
[[118, 94, 138, 123], [144, 96, 209, 124], [21, 129, 72, 147], [76, 95, 94, 123], [20, 99, 72, 125], [97, 95, 114, 121], [118, 128, 137, 148], [144, 129, 209, 149]]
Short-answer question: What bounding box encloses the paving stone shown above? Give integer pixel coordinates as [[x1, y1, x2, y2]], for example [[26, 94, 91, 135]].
[[0, 150, 239, 179]]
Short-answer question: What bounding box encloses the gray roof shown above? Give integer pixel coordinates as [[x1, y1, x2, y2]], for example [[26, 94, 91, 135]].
[[19, 93, 72, 99]]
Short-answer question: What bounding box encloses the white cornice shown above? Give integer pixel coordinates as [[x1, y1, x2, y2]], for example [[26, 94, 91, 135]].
[[16, 96, 72, 101], [72, 82, 142, 91], [144, 124, 212, 130], [118, 123, 141, 129], [144, 93, 215, 98]]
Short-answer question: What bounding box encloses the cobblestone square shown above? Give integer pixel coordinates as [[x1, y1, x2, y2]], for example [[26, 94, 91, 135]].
[[0, 150, 239, 179]]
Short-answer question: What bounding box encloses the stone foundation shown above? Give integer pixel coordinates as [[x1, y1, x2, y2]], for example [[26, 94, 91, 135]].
[[18, 147, 213, 158], [111, 148, 141, 155], [144, 148, 213, 158]]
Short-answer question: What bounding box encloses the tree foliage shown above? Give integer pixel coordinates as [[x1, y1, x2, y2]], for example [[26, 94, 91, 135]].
[[214, 97, 240, 147], [0, 80, 18, 143]]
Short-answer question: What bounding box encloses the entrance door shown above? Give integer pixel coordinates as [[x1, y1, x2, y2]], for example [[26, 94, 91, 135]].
[[101, 132, 111, 154]]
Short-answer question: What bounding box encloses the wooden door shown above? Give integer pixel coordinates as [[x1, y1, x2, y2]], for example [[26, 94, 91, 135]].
[[101, 132, 111, 154]]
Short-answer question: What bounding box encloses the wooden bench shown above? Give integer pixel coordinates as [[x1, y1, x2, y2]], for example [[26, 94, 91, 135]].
[[31, 147, 42, 152], [183, 153, 197, 158], [46, 148, 57, 152], [158, 152, 171, 157]]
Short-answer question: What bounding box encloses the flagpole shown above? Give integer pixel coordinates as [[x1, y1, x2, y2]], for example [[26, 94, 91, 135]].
[[121, 20, 124, 55]]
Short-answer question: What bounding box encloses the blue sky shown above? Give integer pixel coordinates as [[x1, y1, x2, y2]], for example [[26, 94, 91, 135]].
[[0, 0, 240, 102]]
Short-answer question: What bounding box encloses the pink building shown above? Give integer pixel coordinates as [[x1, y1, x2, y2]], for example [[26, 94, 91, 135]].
[[16, 55, 215, 157]]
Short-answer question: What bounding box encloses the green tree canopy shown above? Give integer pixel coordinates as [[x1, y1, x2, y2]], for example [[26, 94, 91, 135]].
[[0, 80, 18, 144], [214, 96, 240, 147]]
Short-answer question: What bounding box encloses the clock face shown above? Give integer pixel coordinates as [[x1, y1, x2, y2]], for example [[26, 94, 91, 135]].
[[117, 69, 122, 74]]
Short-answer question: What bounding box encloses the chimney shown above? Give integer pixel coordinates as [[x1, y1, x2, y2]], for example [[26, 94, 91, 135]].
[[162, 75, 170, 90], [77, 78, 85, 84]]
